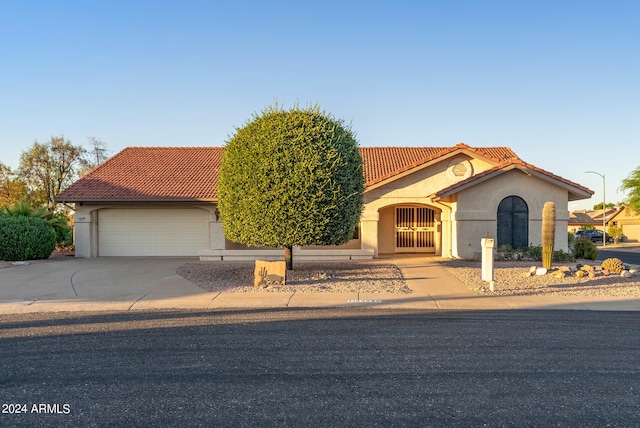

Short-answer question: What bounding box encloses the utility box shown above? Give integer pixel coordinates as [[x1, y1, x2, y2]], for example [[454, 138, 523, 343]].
[[481, 238, 495, 291]]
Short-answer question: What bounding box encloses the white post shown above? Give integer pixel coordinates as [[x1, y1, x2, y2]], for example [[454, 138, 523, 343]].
[[481, 238, 495, 291], [585, 170, 606, 247]]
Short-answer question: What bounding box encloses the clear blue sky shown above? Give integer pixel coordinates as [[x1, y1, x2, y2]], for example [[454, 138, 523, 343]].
[[1, 0, 638, 210]]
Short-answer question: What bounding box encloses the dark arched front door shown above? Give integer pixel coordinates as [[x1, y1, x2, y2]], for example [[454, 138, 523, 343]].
[[497, 196, 528, 249]]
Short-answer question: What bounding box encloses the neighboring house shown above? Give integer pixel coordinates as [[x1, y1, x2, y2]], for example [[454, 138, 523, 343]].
[[607, 205, 640, 242], [568, 208, 617, 233], [55, 143, 593, 260], [568, 210, 602, 232]]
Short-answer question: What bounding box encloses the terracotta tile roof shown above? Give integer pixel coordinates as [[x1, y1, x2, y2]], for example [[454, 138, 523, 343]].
[[434, 158, 594, 201], [360, 143, 520, 186], [55, 143, 585, 203], [56, 147, 223, 202]]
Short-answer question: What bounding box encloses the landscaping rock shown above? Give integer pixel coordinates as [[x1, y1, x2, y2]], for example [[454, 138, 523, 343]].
[[551, 270, 566, 279], [621, 270, 633, 278], [536, 267, 547, 276], [575, 270, 586, 278]]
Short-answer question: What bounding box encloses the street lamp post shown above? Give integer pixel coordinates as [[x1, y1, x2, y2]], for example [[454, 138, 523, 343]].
[[585, 171, 606, 247]]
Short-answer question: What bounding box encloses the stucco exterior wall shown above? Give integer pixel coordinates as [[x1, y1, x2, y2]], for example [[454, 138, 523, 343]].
[[361, 154, 493, 257], [453, 169, 570, 259]]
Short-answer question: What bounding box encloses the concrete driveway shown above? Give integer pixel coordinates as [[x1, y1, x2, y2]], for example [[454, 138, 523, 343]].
[[0, 258, 214, 312]]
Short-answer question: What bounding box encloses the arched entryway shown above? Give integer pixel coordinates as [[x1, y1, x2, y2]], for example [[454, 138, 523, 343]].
[[497, 196, 528, 249], [394, 206, 437, 253]]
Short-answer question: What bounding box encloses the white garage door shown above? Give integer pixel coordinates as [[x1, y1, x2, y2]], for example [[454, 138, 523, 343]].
[[98, 208, 210, 256]]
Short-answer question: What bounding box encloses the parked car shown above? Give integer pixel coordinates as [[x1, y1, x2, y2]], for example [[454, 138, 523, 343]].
[[575, 229, 613, 243]]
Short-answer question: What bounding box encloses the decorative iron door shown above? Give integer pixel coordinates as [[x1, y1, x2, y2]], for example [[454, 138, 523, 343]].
[[395, 207, 436, 252], [497, 196, 529, 249]]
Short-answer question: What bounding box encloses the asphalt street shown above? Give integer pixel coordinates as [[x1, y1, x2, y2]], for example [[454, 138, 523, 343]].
[[597, 247, 640, 265], [1, 308, 639, 427]]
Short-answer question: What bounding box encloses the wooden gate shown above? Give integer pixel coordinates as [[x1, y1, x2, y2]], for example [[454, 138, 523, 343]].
[[395, 207, 436, 252]]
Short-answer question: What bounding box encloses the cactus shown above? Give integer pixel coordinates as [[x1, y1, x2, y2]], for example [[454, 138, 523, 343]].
[[601, 257, 625, 274], [541, 201, 556, 270]]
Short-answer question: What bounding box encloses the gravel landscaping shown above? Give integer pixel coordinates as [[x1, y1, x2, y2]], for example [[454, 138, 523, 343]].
[[442, 259, 640, 297], [176, 260, 412, 294], [176, 257, 640, 298]]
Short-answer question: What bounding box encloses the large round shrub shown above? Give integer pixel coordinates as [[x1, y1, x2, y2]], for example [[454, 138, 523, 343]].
[[0, 216, 56, 261], [218, 104, 364, 269]]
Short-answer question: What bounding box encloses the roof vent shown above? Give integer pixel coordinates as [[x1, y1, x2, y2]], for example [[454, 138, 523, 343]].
[[447, 158, 473, 180]]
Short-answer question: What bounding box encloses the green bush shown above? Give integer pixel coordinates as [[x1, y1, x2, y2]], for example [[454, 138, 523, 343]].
[[1, 200, 72, 247], [218, 104, 364, 269], [522, 245, 542, 261], [50, 212, 73, 247], [501, 245, 574, 262], [553, 249, 575, 262], [573, 237, 598, 260], [0, 216, 56, 261]]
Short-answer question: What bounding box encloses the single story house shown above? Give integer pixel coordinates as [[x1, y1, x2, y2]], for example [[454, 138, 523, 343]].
[[607, 205, 640, 242], [568, 210, 602, 232], [55, 143, 593, 260]]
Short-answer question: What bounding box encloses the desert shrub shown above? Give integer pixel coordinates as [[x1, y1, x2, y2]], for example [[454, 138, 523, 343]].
[[514, 245, 574, 262], [495, 244, 515, 260], [553, 249, 575, 262], [521, 245, 542, 261], [496, 244, 513, 253], [0, 216, 56, 261], [573, 238, 598, 260]]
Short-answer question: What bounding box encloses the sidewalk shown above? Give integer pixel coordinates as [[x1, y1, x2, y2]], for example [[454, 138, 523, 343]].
[[1, 256, 640, 314]]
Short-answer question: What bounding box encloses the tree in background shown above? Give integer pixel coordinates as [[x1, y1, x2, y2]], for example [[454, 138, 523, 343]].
[[593, 202, 617, 210], [218, 104, 365, 270], [18, 136, 86, 211], [79, 136, 110, 176], [620, 166, 640, 213], [607, 225, 624, 244], [0, 162, 29, 206]]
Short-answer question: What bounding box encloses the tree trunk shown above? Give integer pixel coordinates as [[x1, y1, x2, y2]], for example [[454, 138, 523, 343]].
[[284, 246, 293, 270]]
